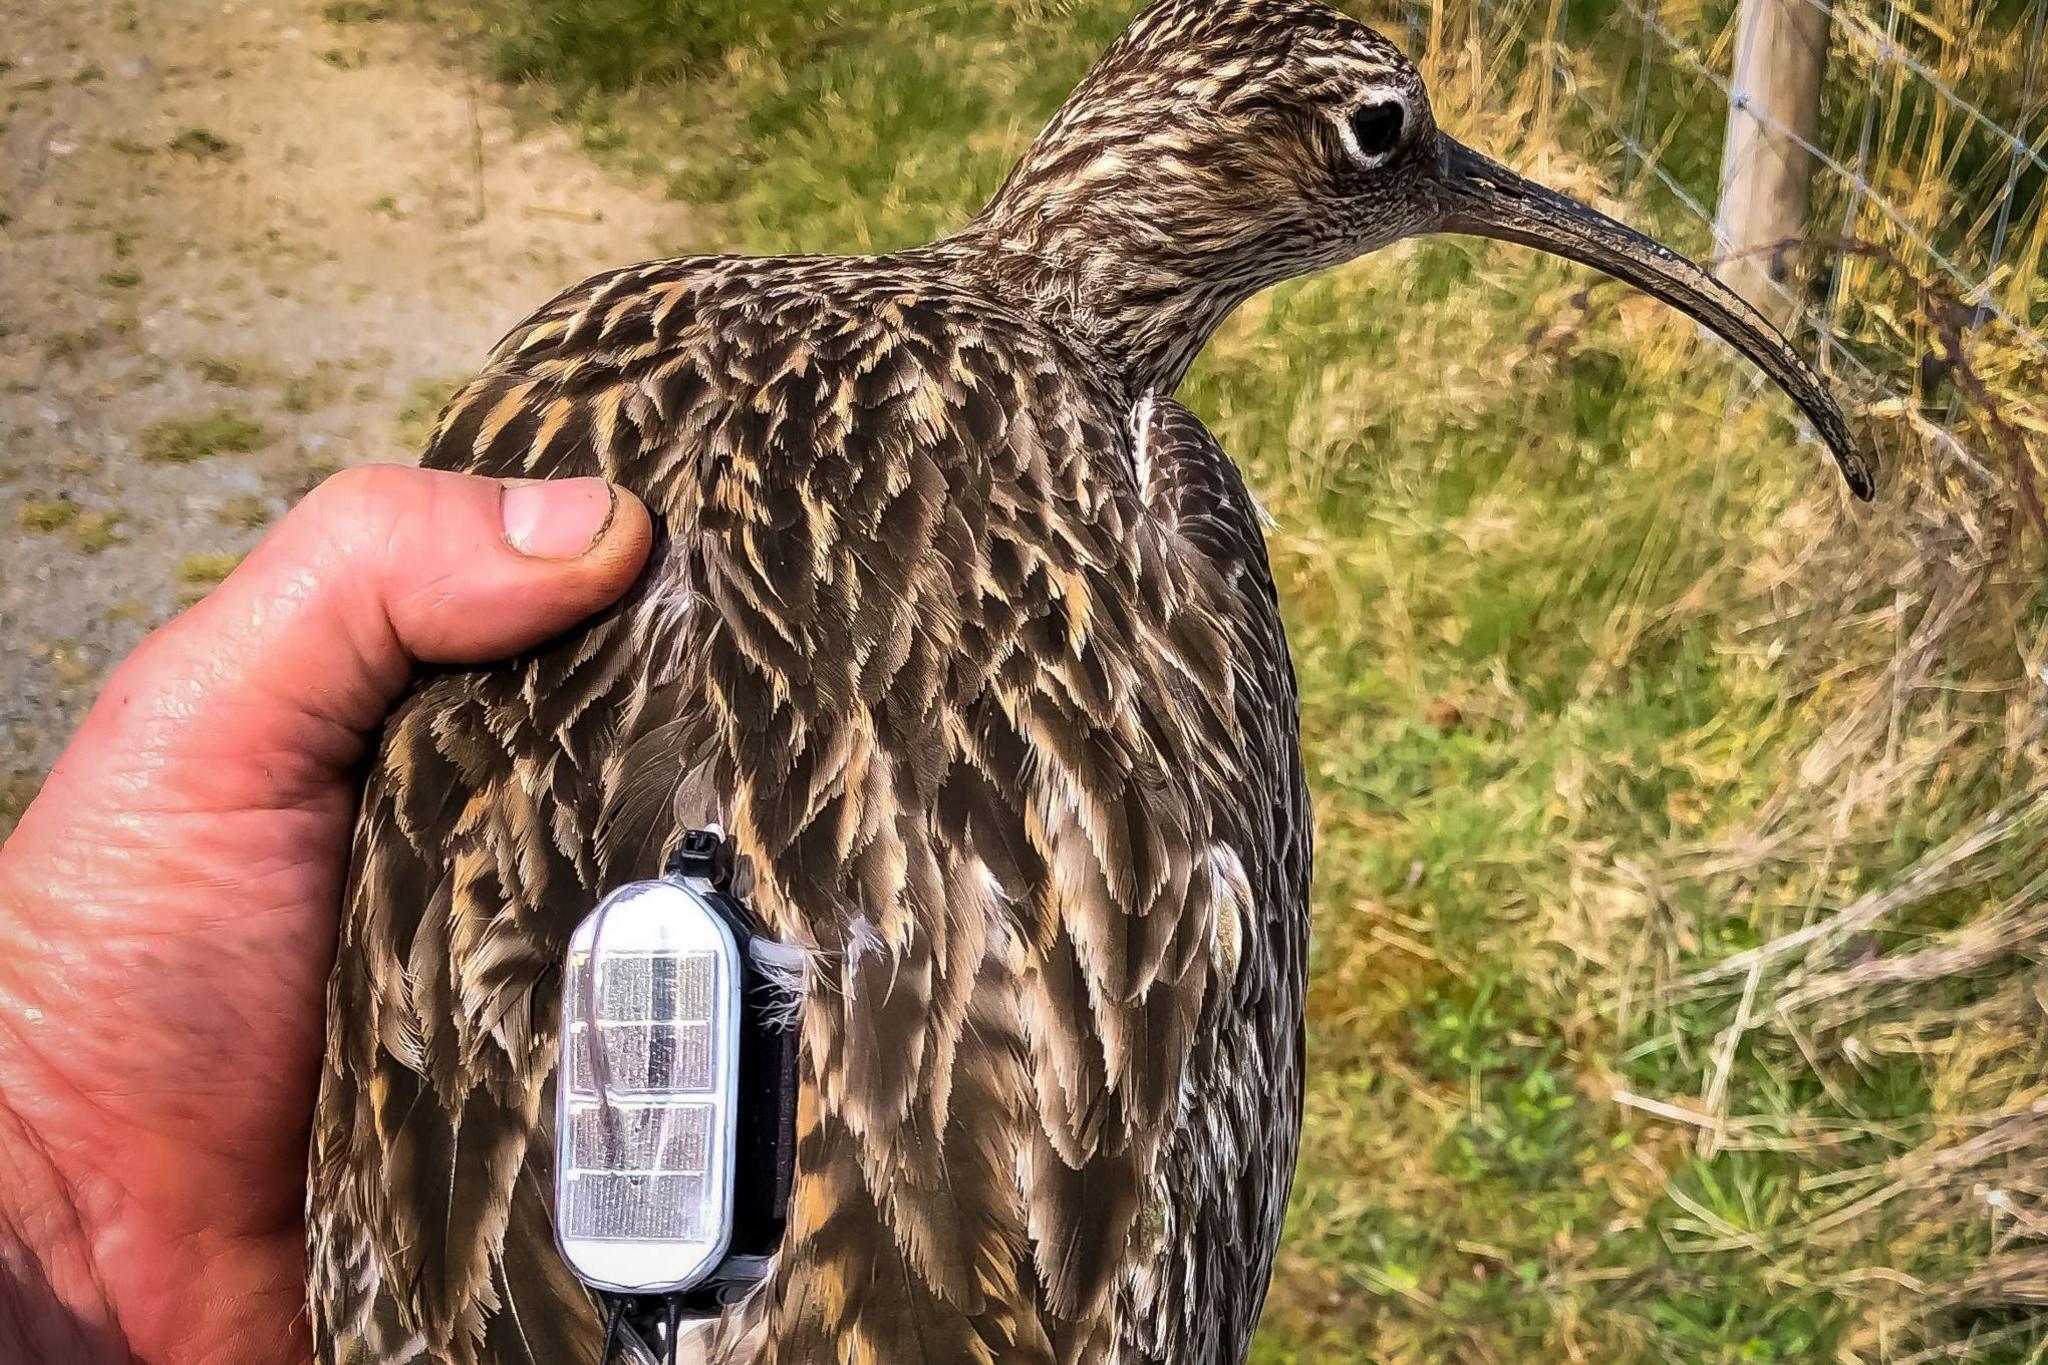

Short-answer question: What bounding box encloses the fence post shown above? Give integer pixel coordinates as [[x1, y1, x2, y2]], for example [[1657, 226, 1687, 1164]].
[[1715, 0, 1833, 328]]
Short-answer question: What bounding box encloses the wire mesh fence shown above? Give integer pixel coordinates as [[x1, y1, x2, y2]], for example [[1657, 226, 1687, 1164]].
[[1396, 0, 2048, 532]]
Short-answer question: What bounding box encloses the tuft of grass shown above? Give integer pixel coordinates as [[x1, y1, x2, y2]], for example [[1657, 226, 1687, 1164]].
[[0, 772, 41, 833], [282, 368, 350, 414], [175, 552, 244, 592], [394, 375, 464, 451], [98, 267, 141, 289], [140, 408, 270, 463], [167, 126, 237, 160], [322, 0, 388, 20], [216, 494, 275, 530], [18, 498, 81, 533], [69, 511, 125, 555], [20, 495, 125, 554], [194, 355, 249, 386], [42, 329, 103, 364]]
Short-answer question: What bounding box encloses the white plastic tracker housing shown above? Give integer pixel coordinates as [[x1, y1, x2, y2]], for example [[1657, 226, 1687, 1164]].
[[555, 877, 743, 1295]]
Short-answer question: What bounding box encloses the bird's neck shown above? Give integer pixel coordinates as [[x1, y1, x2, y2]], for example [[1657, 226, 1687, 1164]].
[[938, 214, 1258, 402]]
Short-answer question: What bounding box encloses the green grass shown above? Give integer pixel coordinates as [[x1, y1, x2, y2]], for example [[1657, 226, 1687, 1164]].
[[470, 0, 896, 94], [18, 498, 81, 533], [394, 375, 464, 452], [175, 552, 244, 593], [140, 408, 270, 463], [420, 2, 2046, 1358], [280, 375, 321, 413], [69, 511, 125, 555], [322, 0, 389, 21]]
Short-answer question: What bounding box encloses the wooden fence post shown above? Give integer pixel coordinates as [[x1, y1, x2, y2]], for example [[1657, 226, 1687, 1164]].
[[1715, 0, 1833, 328]]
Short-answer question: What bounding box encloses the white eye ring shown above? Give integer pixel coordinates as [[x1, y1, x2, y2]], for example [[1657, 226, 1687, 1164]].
[[1340, 89, 1412, 168]]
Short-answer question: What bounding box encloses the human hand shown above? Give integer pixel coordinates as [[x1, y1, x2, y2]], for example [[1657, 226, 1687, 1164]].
[[0, 466, 652, 1365]]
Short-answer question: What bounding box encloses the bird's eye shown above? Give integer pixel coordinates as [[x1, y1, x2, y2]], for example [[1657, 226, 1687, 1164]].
[[1348, 100, 1406, 162]]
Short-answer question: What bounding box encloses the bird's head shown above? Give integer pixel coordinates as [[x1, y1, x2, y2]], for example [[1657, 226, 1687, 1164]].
[[965, 0, 1873, 499]]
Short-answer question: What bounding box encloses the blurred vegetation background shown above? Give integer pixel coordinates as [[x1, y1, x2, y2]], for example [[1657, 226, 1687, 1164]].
[[7, 0, 2045, 1357]]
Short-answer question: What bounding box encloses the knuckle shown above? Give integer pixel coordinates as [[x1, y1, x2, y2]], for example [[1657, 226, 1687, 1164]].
[[296, 465, 451, 569], [305, 463, 413, 524]]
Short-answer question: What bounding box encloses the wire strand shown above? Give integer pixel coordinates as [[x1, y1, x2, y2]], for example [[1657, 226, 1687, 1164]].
[[1786, 0, 2048, 181], [1983, 1, 2048, 311], [1820, 0, 1894, 382], [1617, 0, 2048, 363], [1481, 0, 1886, 391]]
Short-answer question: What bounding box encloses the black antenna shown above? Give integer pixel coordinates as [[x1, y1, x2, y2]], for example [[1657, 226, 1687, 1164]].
[[664, 1298, 685, 1365]]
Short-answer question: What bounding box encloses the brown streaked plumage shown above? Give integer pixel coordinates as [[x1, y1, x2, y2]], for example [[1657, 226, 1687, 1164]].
[[308, 4, 1872, 1363]]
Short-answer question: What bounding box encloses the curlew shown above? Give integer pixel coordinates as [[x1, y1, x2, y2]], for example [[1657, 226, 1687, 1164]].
[[308, 3, 1873, 1363]]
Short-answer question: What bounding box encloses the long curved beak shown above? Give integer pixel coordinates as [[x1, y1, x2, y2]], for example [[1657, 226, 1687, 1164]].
[[1433, 138, 1875, 501]]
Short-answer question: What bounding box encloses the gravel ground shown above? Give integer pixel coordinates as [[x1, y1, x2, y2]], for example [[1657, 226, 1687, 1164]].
[[0, 0, 687, 831]]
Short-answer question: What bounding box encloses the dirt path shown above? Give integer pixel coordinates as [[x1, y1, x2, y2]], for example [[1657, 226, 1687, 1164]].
[[0, 0, 685, 828]]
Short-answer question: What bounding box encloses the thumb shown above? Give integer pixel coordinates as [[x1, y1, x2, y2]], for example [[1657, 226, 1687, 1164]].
[[32, 464, 654, 818], [0, 466, 652, 1365]]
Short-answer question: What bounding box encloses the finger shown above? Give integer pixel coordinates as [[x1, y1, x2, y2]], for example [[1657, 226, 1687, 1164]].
[[47, 465, 653, 805]]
